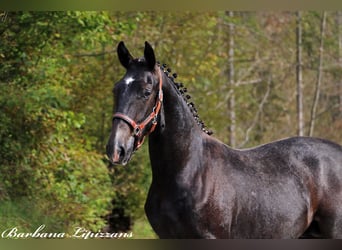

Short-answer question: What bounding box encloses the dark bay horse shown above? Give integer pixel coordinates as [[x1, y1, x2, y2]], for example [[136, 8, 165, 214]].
[[106, 41, 342, 238]]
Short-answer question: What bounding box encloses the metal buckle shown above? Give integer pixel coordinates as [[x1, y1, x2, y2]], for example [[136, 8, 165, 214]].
[[133, 127, 141, 136], [152, 115, 157, 125]]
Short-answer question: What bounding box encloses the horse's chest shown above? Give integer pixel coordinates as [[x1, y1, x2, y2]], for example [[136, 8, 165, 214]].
[[145, 189, 202, 238]]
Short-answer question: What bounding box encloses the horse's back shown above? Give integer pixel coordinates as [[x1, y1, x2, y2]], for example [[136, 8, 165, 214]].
[[205, 136, 342, 179], [237, 136, 342, 177]]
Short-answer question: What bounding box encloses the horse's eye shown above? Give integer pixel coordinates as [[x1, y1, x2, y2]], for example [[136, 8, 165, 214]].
[[144, 89, 152, 98], [146, 76, 153, 85]]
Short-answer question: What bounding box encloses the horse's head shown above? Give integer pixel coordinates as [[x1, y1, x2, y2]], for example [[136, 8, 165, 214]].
[[106, 41, 163, 165]]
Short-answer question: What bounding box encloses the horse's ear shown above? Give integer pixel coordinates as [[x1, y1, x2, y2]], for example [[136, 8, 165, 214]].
[[144, 41, 156, 71], [117, 41, 133, 69]]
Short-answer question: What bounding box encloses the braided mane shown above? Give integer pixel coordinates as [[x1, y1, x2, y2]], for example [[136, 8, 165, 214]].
[[157, 62, 213, 136]]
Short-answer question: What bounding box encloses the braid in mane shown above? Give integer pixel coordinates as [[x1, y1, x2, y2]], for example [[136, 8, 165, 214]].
[[157, 62, 213, 136]]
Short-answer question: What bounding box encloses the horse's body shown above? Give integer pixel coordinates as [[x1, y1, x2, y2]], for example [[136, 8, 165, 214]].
[[107, 41, 342, 238]]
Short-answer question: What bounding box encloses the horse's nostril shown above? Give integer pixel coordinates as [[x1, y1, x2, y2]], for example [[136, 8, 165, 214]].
[[110, 144, 126, 164], [118, 146, 125, 160]]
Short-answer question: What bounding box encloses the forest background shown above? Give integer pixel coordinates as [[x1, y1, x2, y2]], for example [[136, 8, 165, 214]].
[[0, 11, 341, 239]]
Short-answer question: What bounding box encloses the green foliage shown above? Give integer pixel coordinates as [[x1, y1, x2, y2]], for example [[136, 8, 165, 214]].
[[0, 11, 115, 233], [0, 78, 112, 232], [0, 198, 65, 233]]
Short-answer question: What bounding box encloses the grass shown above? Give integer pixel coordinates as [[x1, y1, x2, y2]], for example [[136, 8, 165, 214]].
[[131, 215, 157, 239], [0, 198, 157, 239], [0, 198, 66, 235]]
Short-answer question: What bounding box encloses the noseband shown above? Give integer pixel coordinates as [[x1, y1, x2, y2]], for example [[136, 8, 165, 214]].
[[112, 68, 163, 151]]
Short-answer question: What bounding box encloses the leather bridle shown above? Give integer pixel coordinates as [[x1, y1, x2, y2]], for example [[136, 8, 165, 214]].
[[112, 68, 163, 151]]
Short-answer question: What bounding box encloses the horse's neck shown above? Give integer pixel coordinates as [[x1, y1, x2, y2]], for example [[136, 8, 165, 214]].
[[148, 75, 203, 177]]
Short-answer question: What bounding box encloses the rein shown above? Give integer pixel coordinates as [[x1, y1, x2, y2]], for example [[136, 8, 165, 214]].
[[112, 68, 163, 151]]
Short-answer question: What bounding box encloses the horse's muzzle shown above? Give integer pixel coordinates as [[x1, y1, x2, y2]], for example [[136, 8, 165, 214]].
[[106, 140, 134, 166], [106, 121, 135, 165]]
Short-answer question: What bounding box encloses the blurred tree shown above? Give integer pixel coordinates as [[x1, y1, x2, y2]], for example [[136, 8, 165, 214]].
[[309, 12, 327, 136], [296, 11, 304, 136]]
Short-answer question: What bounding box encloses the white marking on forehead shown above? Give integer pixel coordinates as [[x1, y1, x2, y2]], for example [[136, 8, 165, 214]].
[[124, 76, 135, 85]]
